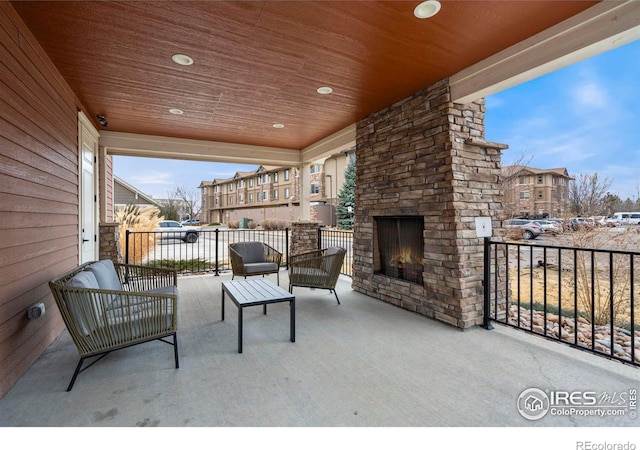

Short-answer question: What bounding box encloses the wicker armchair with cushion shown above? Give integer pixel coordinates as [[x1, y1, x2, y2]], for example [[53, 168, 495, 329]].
[[229, 241, 283, 285], [49, 260, 179, 391], [288, 247, 346, 304]]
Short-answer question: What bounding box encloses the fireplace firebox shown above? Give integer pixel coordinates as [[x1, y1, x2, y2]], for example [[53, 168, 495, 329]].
[[374, 216, 424, 284]]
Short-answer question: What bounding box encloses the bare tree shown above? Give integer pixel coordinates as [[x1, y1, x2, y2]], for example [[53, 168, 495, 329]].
[[169, 185, 201, 220], [568, 173, 612, 216]]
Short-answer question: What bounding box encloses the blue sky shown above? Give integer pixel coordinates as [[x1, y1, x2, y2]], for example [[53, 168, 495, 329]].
[[114, 38, 640, 201], [486, 38, 640, 200]]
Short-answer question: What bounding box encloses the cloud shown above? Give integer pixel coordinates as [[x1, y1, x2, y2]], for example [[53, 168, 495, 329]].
[[571, 81, 608, 108], [130, 172, 173, 185]]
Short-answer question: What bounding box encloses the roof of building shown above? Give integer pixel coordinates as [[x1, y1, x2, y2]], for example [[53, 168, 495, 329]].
[[114, 176, 162, 207]]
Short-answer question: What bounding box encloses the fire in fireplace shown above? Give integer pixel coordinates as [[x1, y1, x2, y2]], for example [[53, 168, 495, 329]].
[[374, 216, 424, 284]]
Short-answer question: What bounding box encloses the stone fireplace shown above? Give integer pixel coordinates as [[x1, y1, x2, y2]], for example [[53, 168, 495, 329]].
[[374, 216, 424, 285], [352, 78, 507, 329]]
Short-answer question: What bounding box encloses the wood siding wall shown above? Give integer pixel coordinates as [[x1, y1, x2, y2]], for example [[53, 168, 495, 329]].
[[0, 2, 85, 398]]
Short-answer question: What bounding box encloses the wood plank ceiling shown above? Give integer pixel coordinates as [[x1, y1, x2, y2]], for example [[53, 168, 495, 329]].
[[11, 1, 598, 150]]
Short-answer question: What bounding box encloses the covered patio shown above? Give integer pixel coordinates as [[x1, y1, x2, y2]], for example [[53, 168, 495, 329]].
[[3, 1, 640, 428], [1, 271, 637, 427]]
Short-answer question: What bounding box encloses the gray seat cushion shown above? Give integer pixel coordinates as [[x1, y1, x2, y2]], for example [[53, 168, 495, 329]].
[[232, 242, 266, 263], [66, 270, 100, 289], [65, 271, 101, 335], [85, 260, 122, 291], [244, 262, 279, 274]]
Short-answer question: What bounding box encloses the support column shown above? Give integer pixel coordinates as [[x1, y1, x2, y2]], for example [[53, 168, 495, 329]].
[[99, 222, 122, 264], [290, 221, 320, 256], [298, 163, 311, 221]]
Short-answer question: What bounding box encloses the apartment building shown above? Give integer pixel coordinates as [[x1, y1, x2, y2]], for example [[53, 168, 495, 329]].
[[503, 166, 572, 218], [200, 149, 354, 226]]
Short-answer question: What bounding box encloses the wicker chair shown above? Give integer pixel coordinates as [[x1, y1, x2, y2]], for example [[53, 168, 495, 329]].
[[49, 260, 179, 391], [288, 247, 346, 303], [229, 241, 283, 285]]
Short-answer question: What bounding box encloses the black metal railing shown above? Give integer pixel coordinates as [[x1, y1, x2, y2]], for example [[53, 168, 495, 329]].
[[318, 227, 354, 276], [483, 238, 639, 367], [125, 228, 290, 275]]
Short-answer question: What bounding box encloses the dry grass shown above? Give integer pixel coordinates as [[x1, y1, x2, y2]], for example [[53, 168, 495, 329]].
[[509, 227, 640, 326], [114, 205, 163, 264]]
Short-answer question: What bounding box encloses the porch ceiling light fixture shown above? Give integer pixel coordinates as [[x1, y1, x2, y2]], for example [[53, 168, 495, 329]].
[[317, 86, 333, 95], [272, 123, 285, 129], [414, 0, 441, 19], [169, 108, 184, 115], [171, 54, 193, 66], [96, 115, 108, 127]]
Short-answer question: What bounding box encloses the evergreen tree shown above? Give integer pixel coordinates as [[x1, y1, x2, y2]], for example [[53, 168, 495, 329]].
[[336, 157, 355, 230]]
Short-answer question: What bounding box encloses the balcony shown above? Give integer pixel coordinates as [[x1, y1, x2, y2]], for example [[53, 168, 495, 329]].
[[0, 271, 637, 428]]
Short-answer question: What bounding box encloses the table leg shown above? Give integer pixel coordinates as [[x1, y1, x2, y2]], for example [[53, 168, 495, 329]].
[[221, 288, 225, 321], [263, 304, 267, 315], [238, 306, 243, 353], [290, 299, 295, 343]]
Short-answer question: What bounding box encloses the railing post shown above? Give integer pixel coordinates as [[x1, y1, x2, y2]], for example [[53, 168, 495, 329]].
[[285, 227, 289, 270], [318, 226, 323, 250], [215, 228, 220, 276], [125, 229, 130, 265], [483, 236, 494, 330]]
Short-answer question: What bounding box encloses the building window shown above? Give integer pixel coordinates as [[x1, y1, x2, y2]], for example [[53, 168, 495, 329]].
[[263, 174, 269, 183], [310, 164, 320, 173], [263, 191, 268, 200], [284, 169, 290, 181], [249, 193, 253, 203], [518, 176, 529, 185], [311, 183, 320, 194], [272, 190, 279, 200], [537, 175, 543, 184], [552, 176, 557, 185], [238, 180, 244, 188], [284, 188, 290, 199], [215, 185, 220, 193], [215, 198, 220, 205], [537, 190, 543, 199], [273, 172, 278, 182], [229, 196, 234, 205], [249, 179, 253, 188], [229, 183, 234, 192], [520, 192, 530, 199], [257, 176, 261, 186], [238, 194, 244, 203]]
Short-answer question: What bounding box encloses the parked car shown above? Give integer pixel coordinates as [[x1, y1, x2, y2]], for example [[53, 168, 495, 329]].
[[505, 219, 543, 240], [532, 220, 562, 234], [569, 217, 591, 231], [181, 218, 201, 225], [606, 212, 640, 227], [587, 216, 607, 227], [155, 220, 200, 243]]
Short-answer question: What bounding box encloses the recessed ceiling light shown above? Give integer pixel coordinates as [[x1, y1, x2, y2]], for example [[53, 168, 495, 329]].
[[316, 86, 333, 95], [169, 108, 184, 115], [414, 0, 441, 19], [171, 54, 193, 66], [273, 123, 285, 129]]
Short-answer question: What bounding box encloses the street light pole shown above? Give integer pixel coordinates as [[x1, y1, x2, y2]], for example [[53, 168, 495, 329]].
[[325, 174, 333, 227]]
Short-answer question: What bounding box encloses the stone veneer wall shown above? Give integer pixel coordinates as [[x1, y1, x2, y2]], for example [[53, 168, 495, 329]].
[[290, 221, 320, 256], [99, 223, 122, 264], [352, 78, 507, 329]]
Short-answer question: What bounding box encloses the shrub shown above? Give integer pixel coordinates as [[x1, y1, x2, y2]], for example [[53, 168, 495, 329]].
[[114, 205, 163, 264], [260, 218, 289, 230]]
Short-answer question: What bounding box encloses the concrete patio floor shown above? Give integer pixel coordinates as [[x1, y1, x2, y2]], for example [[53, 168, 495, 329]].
[[0, 271, 638, 428]]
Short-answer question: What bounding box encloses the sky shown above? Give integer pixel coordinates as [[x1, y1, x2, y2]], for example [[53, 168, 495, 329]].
[[114, 38, 640, 202]]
